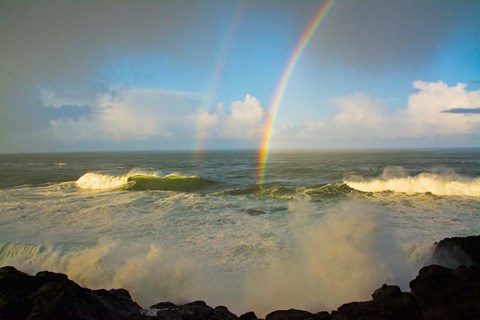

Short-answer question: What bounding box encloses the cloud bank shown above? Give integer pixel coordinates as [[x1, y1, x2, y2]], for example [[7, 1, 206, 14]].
[[272, 81, 480, 149], [43, 89, 266, 151], [38, 80, 479, 151]]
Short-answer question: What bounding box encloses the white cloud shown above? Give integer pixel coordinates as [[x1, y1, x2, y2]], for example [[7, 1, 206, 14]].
[[224, 94, 264, 139], [44, 89, 265, 146], [405, 81, 480, 135], [271, 81, 480, 149]]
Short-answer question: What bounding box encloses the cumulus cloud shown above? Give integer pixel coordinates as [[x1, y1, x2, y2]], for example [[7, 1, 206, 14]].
[[272, 81, 480, 149], [224, 95, 264, 139], [44, 88, 265, 149]]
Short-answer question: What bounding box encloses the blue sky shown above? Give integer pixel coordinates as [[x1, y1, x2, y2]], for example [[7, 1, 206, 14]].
[[1, 0, 479, 153]]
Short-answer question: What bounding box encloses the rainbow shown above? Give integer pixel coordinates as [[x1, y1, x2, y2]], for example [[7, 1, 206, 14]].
[[257, 0, 335, 184], [194, 3, 246, 162]]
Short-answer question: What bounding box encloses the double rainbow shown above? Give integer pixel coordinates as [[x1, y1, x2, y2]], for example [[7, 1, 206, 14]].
[[257, 0, 335, 184]]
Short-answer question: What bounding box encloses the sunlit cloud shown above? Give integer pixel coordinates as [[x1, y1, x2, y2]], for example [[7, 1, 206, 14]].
[[272, 81, 480, 149], [44, 88, 265, 146]]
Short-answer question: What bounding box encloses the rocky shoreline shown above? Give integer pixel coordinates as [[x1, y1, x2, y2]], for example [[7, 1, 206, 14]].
[[1, 235, 479, 320]]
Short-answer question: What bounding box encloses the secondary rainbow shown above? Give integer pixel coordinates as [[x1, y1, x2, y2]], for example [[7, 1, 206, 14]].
[[194, 3, 246, 162], [257, 0, 335, 184]]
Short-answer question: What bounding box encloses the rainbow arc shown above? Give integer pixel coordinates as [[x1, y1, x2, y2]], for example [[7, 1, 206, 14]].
[[257, 0, 335, 185]]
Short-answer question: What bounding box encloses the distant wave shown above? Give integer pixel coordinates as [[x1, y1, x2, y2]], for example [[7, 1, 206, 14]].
[[345, 167, 480, 197], [76, 170, 215, 192]]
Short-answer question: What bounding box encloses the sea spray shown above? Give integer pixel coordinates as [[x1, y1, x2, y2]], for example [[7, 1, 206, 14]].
[[0, 239, 210, 307], [239, 201, 418, 315], [0, 202, 427, 316]]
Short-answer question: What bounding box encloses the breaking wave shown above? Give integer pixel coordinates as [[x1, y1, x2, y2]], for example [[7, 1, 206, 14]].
[[345, 166, 480, 197], [75, 170, 215, 192]]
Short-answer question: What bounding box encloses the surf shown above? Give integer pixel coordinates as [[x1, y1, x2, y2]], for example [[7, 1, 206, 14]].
[[75, 170, 215, 192], [345, 167, 480, 197]]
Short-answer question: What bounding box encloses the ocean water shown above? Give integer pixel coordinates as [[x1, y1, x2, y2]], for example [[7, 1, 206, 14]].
[[1, 150, 479, 315]]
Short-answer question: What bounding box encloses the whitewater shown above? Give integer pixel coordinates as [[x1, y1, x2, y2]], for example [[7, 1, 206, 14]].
[[0, 150, 479, 316]]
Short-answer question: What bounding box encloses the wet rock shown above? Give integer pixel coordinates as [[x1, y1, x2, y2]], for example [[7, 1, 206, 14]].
[[150, 301, 177, 310], [214, 306, 238, 320], [265, 308, 313, 320], [238, 311, 258, 320], [333, 284, 421, 320], [0, 265, 141, 320], [181, 300, 214, 320], [410, 264, 480, 320], [433, 235, 480, 267], [314, 311, 332, 320]]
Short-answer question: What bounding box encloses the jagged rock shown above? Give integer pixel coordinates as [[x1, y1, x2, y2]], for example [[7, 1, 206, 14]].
[[265, 308, 313, 320], [433, 235, 480, 267], [332, 284, 421, 320], [181, 300, 214, 320], [150, 301, 177, 310], [238, 311, 258, 320], [314, 311, 332, 320], [0, 266, 141, 320], [409, 264, 480, 320], [214, 306, 238, 320]]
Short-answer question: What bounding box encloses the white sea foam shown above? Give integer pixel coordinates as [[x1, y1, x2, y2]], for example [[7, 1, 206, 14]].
[[75, 172, 130, 190], [345, 167, 480, 196], [75, 169, 198, 190]]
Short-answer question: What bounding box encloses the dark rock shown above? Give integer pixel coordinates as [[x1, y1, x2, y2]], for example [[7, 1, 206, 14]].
[[409, 264, 480, 320], [214, 305, 238, 320], [314, 311, 332, 320], [150, 301, 178, 310], [433, 235, 480, 267], [266, 308, 313, 320], [239, 311, 258, 320], [333, 284, 421, 320], [372, 284, 402, 300], [181, 300, 214, 320], [155, 308, 182, 320], [0, 265, 142, 320], [183, 300, 209, 307]]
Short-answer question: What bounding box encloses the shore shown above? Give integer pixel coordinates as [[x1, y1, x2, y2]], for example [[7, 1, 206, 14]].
[[1, 235, 479, 320]]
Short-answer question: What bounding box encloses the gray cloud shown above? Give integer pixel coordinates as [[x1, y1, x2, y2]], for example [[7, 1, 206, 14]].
[[0, 0, 228, 152], [311, 0, 480, 70], [442, 108, 480, 115]]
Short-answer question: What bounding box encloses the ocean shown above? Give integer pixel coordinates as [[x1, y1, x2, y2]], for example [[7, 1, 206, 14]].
[[1, 150, 479, 316]]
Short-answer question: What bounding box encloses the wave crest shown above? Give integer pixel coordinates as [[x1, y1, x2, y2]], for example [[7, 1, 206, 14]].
[[345, 167, 480, 197], [76, 172, 131, 190], [75, 170, 212, 192]]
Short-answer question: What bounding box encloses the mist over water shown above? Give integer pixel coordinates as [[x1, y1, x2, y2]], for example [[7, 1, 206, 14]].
[[0, 150, 479, 316]]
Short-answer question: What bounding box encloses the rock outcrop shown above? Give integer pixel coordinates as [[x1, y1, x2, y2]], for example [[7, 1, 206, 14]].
[[433, 235, 480, 266], [0, 266, 141, 320]]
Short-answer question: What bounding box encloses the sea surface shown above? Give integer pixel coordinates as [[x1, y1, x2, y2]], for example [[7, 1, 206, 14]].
[[1, 150, 479, 315]]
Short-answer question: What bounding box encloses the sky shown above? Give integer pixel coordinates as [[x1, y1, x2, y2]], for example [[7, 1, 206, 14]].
[[1, 0, 479, 153]]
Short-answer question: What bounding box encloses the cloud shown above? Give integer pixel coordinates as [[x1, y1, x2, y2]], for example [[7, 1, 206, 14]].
[[224, 95, 264, 139], [271, 81, 480, 149], [0, 0, 231, 152], [312, 0, 480, 70], [44, 89, 265, 150], [442, 108, 480, 115]]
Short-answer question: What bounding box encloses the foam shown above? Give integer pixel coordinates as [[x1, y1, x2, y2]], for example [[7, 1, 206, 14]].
[[75, 170, 197, 191], [75, 172, 130, 190], [345, 167, 480, 197]]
